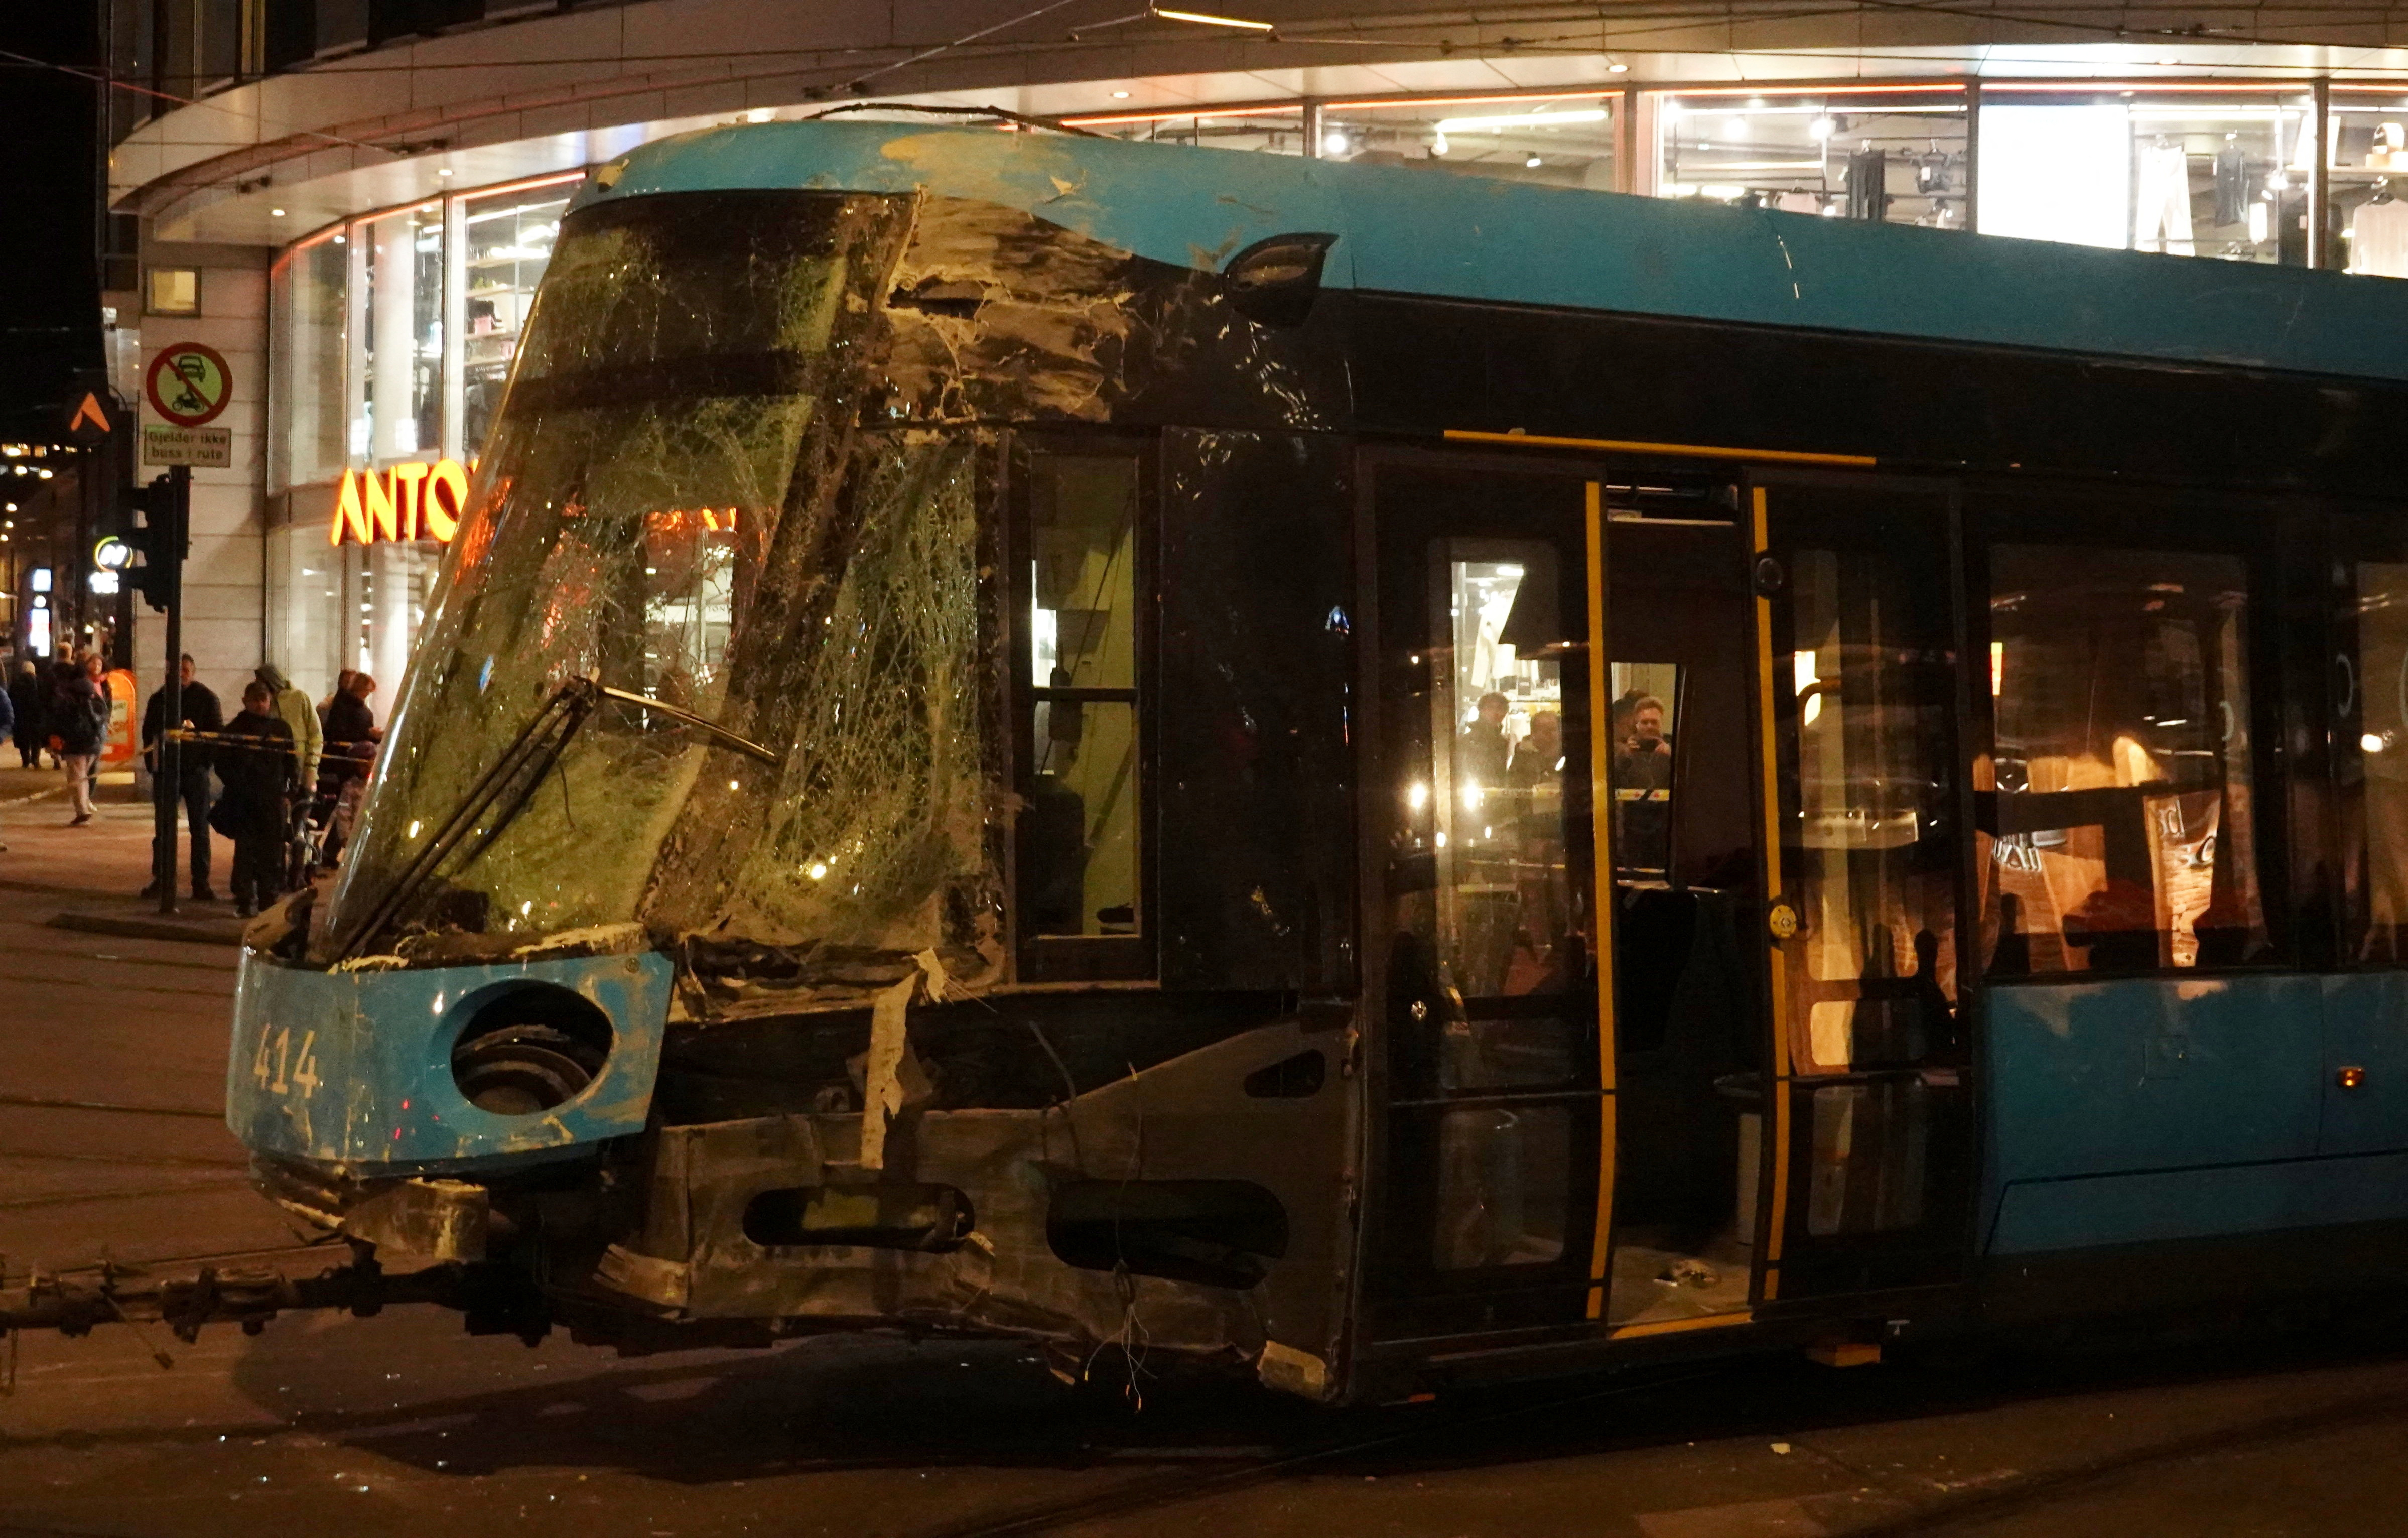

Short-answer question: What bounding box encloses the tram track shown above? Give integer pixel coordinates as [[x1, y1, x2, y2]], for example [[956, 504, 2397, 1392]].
[[914, 1364, 1730, 1538]]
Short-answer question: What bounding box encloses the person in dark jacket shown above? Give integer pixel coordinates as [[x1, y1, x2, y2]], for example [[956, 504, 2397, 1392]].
[[49, 658, 107, 826], [141, 653, 223, 899], [212, 680, 299, 917], [318, 671, 379, 870], [7, 660, 41, 768]]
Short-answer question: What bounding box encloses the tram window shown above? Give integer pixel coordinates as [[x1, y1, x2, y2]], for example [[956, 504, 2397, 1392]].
[[1608, 663, 1680, 877], [1979, 546, 2267, 974], [1397, 545, 1584, 1005], [2343, 562, 2408, 961], [1025, 452, 1141, 941], [1434, 1104, 1570, 1269], [1784, 548, 1958, 1073], [1805, 1080, 1929, 1237]]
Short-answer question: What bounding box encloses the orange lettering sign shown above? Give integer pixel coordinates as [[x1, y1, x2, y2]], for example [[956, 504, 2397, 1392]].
[[331, 458, 473, 546]]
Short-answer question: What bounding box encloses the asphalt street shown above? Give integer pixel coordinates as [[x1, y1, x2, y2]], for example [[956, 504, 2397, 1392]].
[[3, 762, 2407, 1538]]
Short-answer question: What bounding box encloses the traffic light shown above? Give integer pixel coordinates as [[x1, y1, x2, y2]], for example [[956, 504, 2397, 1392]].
[[112, 472, 186, 612]]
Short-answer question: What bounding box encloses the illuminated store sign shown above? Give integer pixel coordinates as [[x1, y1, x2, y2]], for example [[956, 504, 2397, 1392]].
[[331, 458, 471, 546]]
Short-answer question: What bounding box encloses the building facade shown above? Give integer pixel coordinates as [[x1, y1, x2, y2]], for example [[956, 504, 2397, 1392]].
[[103, 0, 2408, 711]]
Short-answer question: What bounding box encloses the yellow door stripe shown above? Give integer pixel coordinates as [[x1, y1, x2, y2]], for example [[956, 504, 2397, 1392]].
[[1585, 481, 1617, 1321], [1752, 485, 1791, 1298], [1445, 428, 1878, 469], [1607, 1310, 1757, 1341]]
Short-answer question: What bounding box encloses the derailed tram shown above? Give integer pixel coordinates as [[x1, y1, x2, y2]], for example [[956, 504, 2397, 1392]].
[[160, 120, 2408, 1402]]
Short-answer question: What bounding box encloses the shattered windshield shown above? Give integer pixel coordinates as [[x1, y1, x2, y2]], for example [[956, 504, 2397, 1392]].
[[325, 190, 1006, 994]]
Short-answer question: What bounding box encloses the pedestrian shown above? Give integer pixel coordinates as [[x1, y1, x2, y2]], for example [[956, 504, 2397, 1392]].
[[211, 680, 299, 918], [0, 675, 12, 851], [7, 659, 41, 769], [255, 664, 321, 790], [140, 653, 223, 900], [48, 657, 107, 826], [319, 671, 378, 870]]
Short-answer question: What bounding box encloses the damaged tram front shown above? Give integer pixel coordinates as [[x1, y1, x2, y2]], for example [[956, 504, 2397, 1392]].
[[226, 123, 1372, 1398]]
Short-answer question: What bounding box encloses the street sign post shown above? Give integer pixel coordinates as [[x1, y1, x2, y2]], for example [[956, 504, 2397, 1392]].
[[140, 424, 232, 467]]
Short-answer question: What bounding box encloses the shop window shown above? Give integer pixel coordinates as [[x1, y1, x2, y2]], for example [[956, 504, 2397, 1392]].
[[1326, 95, 1614, 188], [460, 182, 575, 459], [2341, 562, 2408, 960], [1980, 546, 2268, 974], [1660, 91, 1966, 227], [268, 232, 347, 491], [1021, 448, 1144, 964], [362, 204, 442, 464], [2331, 93, 2408, 278], [1978, 93, 2307, 264], [145, 267, 200, 315]]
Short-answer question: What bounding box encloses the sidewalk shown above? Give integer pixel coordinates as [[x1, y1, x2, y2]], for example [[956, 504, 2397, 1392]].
[[1, 763, 250, 944]]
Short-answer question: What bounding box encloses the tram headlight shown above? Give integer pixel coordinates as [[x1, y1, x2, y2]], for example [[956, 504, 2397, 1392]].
[[448, 982, 615, 1116]]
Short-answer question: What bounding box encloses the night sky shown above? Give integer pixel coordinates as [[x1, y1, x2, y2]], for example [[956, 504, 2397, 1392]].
[[0, 6, 103, 442]]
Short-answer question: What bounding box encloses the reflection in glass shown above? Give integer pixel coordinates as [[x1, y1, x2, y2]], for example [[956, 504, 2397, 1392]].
[[1409, 544, 1577, 1001], [2343, 563, 2408, 958], [1805, 1080, 1929, 1236], [1028, 454, 1141, 938], [1785, 545, 1958, 1073], [1981, 545, 2265, 973], [1433, 1104, 1570, 1269]]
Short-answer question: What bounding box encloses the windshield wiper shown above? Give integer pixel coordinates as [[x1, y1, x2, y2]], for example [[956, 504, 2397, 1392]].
[[332, 676, 776, 960]]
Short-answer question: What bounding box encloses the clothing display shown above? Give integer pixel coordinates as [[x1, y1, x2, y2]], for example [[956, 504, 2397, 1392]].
[[2350, 194, 2408, 278], [2135, 141, 2195, 255], [1845, 147, 1889, 221], [2214, 143, 2248, 226]]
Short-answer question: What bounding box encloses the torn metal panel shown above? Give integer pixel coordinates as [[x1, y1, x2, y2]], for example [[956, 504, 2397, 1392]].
[[582, 1017, 1354, 1390], [225, 949, 671, 1166]]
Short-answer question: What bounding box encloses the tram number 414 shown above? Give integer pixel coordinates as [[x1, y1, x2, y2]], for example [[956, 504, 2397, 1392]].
[[251, 1027, 321, 1098]]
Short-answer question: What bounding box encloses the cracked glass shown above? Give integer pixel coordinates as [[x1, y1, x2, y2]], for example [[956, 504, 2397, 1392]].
[[324, 190, 1005, 991]]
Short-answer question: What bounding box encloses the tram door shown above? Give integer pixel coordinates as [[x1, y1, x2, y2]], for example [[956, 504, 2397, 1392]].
[[1365, 456, 1608, 1339], [1749, 476, 1976, 1304]]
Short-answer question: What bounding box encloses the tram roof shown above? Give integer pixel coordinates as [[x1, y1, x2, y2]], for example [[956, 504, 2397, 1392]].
[[574, 119, 2408, 387]]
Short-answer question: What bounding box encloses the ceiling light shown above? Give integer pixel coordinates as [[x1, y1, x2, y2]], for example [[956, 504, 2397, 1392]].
[[270, 207, 286, 217], [1525, 154, 1542, 167], [1433, 107, 1610, 134], [438, 167, 454, 176], [1322, 130, 1349, 155], [1111, 90, 1131, 99], [1154, 7, 1275, 31], [1608, 61, 1629, 73], [1809, 116, 1836, 140]]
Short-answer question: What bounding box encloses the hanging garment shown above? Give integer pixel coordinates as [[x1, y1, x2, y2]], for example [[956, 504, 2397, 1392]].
[[1845, 148, 1889, 221], [2214, 145, 2248, 227], [1916, 151, 1950, 194], [2134, 142, 2196, 255], [2350, 196, 2408, 278], [1775, 190, 1821, 215]]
